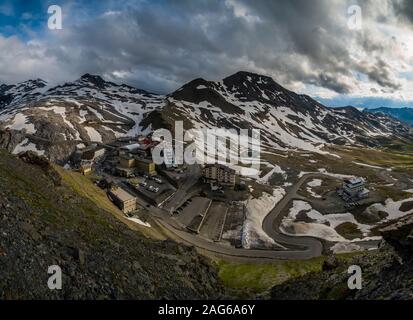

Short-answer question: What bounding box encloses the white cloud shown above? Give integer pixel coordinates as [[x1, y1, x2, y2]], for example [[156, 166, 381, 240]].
[[0, 0, 412, 105]]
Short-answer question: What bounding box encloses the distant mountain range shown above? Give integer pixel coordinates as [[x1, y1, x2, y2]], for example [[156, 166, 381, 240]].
[[366, 107, 413, 127], [0, 71, 410, 163]]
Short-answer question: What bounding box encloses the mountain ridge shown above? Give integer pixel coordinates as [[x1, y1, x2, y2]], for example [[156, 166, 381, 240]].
[[0, 71, 410, 162], [366, 107, 413, 127]]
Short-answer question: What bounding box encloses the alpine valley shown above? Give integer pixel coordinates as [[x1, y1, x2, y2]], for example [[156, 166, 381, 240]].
[[2, 71, 413, 300]]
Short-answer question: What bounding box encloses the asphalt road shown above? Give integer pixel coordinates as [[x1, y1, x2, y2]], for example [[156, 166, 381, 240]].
[[146, 172, 327, 260], [135, 171, 379, 261], [261, 173, 325, 257]]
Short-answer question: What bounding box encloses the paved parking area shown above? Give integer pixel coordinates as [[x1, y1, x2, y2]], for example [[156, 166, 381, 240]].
[[121, 176, 175, 207], [175, 197, 211, 228], [199, 202, 229, 241]]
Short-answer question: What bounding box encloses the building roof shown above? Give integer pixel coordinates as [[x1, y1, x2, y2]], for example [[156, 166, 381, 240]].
[[121, 143, 141, 151], [346, 177, 365, 185], [359, 188, 370, 196], [110, 187, 136, 202], [120, 154, 135, 160]]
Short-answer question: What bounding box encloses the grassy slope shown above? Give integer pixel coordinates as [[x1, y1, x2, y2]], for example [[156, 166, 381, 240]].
[[217, 252, 365, 298], [350, 149, 413, 171], [330, 139, 413, 173], [217, 257, 325, 298], [54, 165, 166, 240], [0, 149, 223, 299]]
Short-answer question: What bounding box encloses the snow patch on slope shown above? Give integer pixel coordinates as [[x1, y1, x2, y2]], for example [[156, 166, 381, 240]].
[[242, 188, 286, 249]]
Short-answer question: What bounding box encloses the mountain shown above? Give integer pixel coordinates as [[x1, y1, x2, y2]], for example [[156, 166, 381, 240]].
[[0, 149, 223, 299], [0, 79, 48, 109], [0, 74, 164, 163], [0, 71, 410, 163], [165, 71, 409, 154], [366, 107, 413, 127]]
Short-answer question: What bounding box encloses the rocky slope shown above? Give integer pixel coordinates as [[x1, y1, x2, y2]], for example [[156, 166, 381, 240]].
[[270, 215, 413, 300], [0, 150, 223, 299], [0, 71, 410, 163]]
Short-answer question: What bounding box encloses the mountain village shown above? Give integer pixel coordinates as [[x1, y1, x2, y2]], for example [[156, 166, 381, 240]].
[[1, 72, 413, 257]]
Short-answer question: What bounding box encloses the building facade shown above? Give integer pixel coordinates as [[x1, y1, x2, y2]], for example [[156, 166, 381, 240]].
[[108, 186, 137, 213], [81, 146, 105, 161], [119, 155, 136, 168], [342, 177, 370, 199], [80, 161, 92, 175], [203, 164, 236, 187], [135, 158, 156, 175]]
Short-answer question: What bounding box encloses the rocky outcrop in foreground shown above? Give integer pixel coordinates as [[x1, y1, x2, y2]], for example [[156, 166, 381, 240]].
[[0, 150, 224, 299], [270, 215, 413, 300]]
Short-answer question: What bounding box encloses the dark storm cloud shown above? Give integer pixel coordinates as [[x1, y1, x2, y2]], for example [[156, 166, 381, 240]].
[[0, 0, 407, 95], [393, 0, 413, 24], [358, 58, 401, 90]]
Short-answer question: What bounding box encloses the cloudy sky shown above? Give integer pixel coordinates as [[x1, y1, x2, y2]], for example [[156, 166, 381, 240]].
[[1, 0, 413, 108]]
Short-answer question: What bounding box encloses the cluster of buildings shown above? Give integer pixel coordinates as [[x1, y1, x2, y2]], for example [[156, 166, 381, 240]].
[[117, 154, 156, 177], [75, 134, 243, 215], [78, 135, 176, 214], [77, 144, 106, 175], [75, 135, 161, 176], [114, 137, 163, 178]]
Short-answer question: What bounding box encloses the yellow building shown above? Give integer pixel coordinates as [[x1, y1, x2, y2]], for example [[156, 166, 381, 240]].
[[135, 158, 156, 175], [108, 186, 137, 214], [80, 162, 92, 175], [120, 155, 136, 168]]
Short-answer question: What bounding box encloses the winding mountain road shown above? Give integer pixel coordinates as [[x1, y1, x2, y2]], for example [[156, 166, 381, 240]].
[[261, 173, 326, 256], [127, 166, 378, 261], [147, 171, 329, 261]]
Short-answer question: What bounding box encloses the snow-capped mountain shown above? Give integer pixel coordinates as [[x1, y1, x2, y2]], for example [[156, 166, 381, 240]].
[[0, 71, 409, 162], [164, 71, 408, 154], [0, 79, 48, 109], [0, 74, 164, 162]]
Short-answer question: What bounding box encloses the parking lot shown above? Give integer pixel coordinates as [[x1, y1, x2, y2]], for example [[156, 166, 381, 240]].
[[199, 202, 229, 241], [174, 197, 211, 231], [123, 175, 176, 206]]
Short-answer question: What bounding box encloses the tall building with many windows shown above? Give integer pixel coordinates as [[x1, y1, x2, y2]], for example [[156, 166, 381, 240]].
[[202, 164, 236, 187]]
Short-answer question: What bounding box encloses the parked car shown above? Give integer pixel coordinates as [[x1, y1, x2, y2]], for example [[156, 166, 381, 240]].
[[153, 177, 163, 184], [147, 185, 159, 193]]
